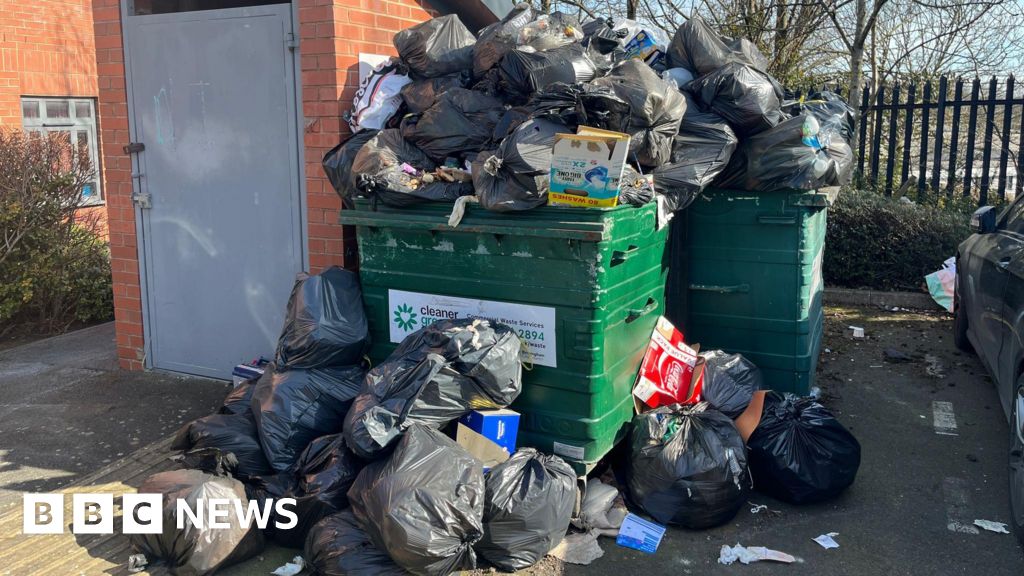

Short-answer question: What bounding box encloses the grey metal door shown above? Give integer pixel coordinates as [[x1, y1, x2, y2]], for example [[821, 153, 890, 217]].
[[125, 4, 303, 379]]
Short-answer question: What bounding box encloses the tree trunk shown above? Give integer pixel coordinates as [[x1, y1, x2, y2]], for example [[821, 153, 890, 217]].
[[848, 0, 868, 160], [626, 0, 637, 19]]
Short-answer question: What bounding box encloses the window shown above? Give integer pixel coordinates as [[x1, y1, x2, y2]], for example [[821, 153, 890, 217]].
[[21, 97, 102, 205]]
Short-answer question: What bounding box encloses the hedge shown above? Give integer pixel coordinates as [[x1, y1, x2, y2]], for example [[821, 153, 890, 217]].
[[823, 188, 977, 292]]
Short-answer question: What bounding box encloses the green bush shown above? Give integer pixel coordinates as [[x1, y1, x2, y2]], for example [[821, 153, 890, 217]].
[[0, 130, 112, 333], [824, 188, 975, 291]]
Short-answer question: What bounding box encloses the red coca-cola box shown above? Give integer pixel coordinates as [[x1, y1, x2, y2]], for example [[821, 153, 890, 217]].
[[632, 316, 705, 412]]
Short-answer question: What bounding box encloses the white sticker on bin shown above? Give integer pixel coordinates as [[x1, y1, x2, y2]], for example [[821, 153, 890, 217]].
[[388, 289, 557, 367], [553, 441, 585, 460]]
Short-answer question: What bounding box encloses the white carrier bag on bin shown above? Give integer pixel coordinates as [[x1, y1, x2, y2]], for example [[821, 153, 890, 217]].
[[346, 59, 411, 132]]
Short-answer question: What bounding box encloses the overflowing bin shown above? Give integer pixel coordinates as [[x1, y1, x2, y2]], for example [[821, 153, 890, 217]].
[[339, 199, 668, 473], [666, 187, 834, 394]]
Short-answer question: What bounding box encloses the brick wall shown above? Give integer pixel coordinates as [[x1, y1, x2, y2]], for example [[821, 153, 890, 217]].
[[95, 0, 435, 369], [300, 0, 435, 271]]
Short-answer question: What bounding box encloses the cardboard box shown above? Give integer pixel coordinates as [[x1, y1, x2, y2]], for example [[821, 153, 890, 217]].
[[622, 29, 666, 67], [632, 316, 705, 412], [456, 423, 510, 471], [458, 409, 519, 455], [548, 127, 630, 208]]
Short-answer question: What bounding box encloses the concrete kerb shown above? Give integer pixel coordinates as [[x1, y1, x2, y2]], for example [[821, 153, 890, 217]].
[[824, 287, 940, 311]]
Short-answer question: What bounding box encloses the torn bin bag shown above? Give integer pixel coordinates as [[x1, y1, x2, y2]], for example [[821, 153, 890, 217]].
[[627, 403, 750, 529], [400, 88, 506, 162], [474, 118, 567, 212], [252, 363, 365, 472], [172, 412, 274, 479], [393, 15, 475, 79], [617, 166, 655, 207], [352, 129, 473, 207], [714, 114, 844, 192], [474, 3, 535, 77], [516, 12, 583, 51], [747, 392, 861, 504], [591, 59, 687, 167], [666, 15, 768, 75], [476, 448, 578, 571], [499, 44, 597, 101], [323, 129, 379, 206], [783, 90, 855, 143], [699, 350, 762, 419], [348, 425, 485, 576], [400, 72, 470, 114], [343, 318, 523, 459], [259, 433, 366, 549], [304, 510, 409, 576], [686, 62, 784, 137], [275, 266, 370, 370], [652, 93, 737, 212], [130, 469, 265, 576]]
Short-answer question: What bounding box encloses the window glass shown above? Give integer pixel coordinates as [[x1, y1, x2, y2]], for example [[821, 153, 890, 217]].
[[45, 101, 70, 119], [1005, 199, 1024, 235], [21, 98, 103, 205]]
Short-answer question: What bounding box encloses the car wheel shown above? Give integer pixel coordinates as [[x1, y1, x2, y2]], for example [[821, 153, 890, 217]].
[[953, 264, 972, 352], [1010, 381, 1024, 546]]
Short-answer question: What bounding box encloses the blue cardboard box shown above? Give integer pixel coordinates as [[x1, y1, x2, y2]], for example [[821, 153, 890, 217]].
[[458, 409, 520, 455]]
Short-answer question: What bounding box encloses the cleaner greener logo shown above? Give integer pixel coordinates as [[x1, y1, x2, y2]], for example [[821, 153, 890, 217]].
[[393, 303, 418, 331]]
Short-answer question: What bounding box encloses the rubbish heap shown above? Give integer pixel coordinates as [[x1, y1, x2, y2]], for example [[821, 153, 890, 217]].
[[137, 10, 864, 575]]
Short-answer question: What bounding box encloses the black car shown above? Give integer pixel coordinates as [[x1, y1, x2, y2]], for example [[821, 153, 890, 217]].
[[955, 198, 1024, 543]]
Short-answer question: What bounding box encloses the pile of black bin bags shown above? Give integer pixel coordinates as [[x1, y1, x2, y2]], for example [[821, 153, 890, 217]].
[[145, 267, 582, 575], [323, 8, 855, 217]]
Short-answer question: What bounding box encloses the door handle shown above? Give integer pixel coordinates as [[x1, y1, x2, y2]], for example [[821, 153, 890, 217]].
[[999, 257, 1011, 270], [611, 245, 639, 266]]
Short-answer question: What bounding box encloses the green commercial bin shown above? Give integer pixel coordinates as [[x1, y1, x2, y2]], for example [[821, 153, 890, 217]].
[[339, 199, 670, 474], [666, 188, 833, 395]]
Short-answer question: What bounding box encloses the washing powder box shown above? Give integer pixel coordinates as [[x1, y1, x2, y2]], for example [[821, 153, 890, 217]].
[[548, 127, 630, 208], [458, 409, 519, 455]]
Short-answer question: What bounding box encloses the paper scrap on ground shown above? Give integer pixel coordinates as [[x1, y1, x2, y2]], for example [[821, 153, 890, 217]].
[[974, 519, 1010, 534], [718, 544, 796, 565], [813, 533, 840, 549], [616, 513, 666, 554], [127, 554, 147, 574], [271, 556, 305, 576], [549, 530, 605, 565]]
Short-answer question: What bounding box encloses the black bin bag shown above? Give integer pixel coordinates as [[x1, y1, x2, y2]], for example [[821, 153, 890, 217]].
[[343, 318, 523, 459], [617, 166, 655, 207], [627, 403, 750, 529], [747, 392, 861, 504], [275, 267, 370, 370], [352, 129, 473, 207], [476, 448, 578, 572], [499, 44, 597, 101], [221, 378, 258, 415], [473, 118, 567, 212], [393, 14, 475, 79], [687, 62, 784, 137], [400, 88, 506, 162], [473, 3, 535, 77], [348, 425, 485, 576], [400, 72, 470, 114], [322, 129, 378, 206], [591, 59, 687, 167], [130, 469, 265, 576], [249, 433, 366, 549], [699, 350, 762, 419], [666, 15, 768, 75], [529, 83, 631, 133], [714, 114, 847, 192], [305, 510, 409, 576], [252, 363, 365, 472], [652, 92, 737, 212], [172, 412, 274, 479]]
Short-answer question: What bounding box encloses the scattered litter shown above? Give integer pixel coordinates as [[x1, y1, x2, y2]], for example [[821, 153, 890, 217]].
[[925, 354, 947, 378], [813, 533, 840, 549], [750, 503, 768, 514], [974, 519, 1010, 534], [127, 554, 147, 574], [574, 478, 628, 536], [548, 530, 605, 565], [925, 256, 956, 312], [616, 513, 666, 554], [808, 386, 821, 400], [824, 347, 832, 353], [271, 556, 306, 576], [849, 326, 865, 338], [718, 544, 796, 565]]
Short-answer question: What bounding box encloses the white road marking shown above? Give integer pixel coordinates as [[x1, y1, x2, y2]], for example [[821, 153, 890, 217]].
[[943, 477, 980, 534], [933, 401, 959, 436]]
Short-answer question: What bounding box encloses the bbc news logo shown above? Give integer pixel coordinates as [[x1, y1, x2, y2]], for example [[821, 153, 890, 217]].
[[22, 494, 298, 534]]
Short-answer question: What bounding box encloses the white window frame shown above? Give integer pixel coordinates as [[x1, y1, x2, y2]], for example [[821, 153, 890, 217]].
[[20, 97, 103, 206]]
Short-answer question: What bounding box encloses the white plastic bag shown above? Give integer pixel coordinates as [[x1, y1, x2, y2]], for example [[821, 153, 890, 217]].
[[348, 59, 411, 132]]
